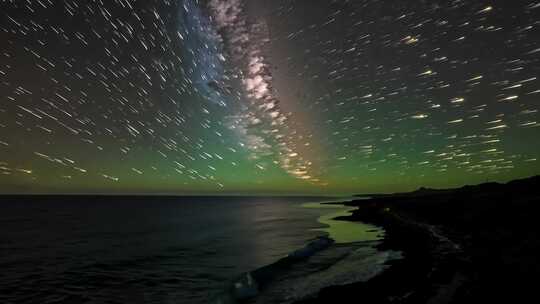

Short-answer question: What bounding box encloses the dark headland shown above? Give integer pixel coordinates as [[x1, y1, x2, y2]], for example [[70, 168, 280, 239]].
[[297, 175, 540, 304]]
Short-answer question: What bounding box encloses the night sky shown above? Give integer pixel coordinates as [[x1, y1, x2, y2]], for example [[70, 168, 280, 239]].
[[1, 0, 539, 195]]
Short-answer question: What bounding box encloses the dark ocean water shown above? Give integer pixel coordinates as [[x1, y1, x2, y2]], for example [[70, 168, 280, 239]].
[[0, 196, 386, 303]]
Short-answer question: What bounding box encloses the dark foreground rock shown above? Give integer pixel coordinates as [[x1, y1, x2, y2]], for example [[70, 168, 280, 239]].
[[297, 175, 540, 303]]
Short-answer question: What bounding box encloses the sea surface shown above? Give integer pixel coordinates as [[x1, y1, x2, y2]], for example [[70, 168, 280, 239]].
[[0, 196, 393, 303]]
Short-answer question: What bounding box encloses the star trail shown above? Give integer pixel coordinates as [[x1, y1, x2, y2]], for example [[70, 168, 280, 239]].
[[1, 0, 539, 194]]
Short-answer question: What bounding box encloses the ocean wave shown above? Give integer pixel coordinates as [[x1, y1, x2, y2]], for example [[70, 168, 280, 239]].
[[216, 235, 401, 304]]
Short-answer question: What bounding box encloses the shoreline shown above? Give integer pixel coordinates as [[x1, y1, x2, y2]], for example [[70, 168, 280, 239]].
[[296, 199, 461, 304], [219, 201, 389, 303], [297, 175, 540, 303]]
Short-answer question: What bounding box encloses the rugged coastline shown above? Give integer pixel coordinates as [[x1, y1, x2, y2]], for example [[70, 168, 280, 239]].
[[298, 175, 540, 303]]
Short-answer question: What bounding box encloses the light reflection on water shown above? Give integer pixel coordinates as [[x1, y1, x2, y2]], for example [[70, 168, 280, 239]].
[[0, 196, 353, 304], [302, 199, 384, 243]]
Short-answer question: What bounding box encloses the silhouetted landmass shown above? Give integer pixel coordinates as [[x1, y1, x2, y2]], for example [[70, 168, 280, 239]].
[[299, 175, 540, 303]]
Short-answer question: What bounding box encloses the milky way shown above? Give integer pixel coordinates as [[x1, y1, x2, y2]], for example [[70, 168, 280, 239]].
[[179, 0, 229, 107], [1, 0, 539, 194], [208, 0, 321, 183]]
